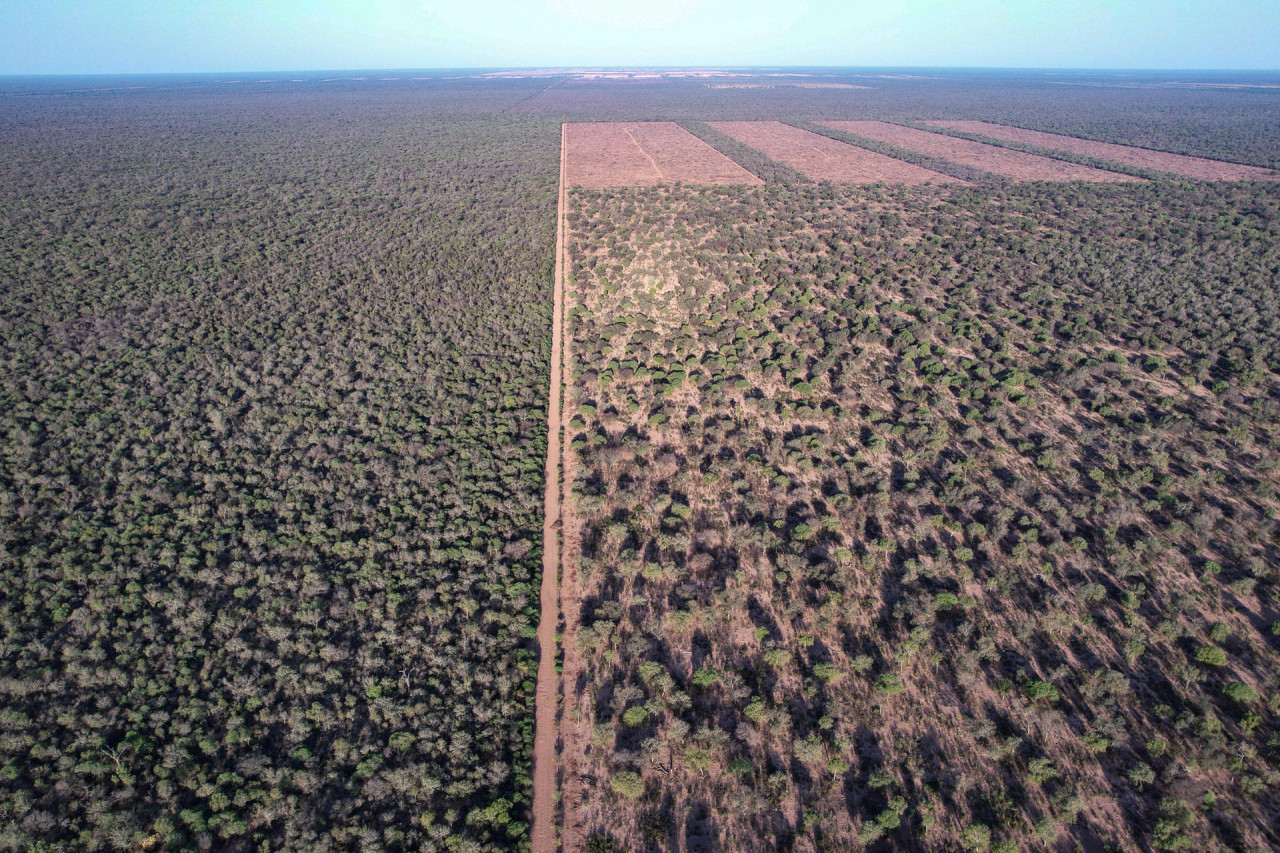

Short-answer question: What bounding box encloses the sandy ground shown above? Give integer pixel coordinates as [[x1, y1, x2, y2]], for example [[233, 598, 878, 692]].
[[565, 122, 762, 187], [822, 120, 1138, 182], [710, 120, 960, 184], [926, 120, 1278, 180], [530, 124, 568, 853]]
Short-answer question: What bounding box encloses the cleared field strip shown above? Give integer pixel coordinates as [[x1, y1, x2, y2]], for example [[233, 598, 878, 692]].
[[529, 124, 568, 853], [709, 120, 960, 184], [821, 121, 1138, 183], [565, 121, 762, 187], [926, 120, 1277, 180]]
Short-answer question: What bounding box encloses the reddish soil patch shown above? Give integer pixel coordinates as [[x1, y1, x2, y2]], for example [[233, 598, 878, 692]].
[[530, 125, 568, 853], [710, 121, 960, 184], [926, 120, 1278, 180], [565, 122, 762, 187], [822, 120, 1138, 182]]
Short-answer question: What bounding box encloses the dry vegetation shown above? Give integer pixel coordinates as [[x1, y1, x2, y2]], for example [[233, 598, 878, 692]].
[[0, 85, 560, 853], [707, 122, 959, 185], [565, 123, 761, 188], [562, 180, 1280, 852], [925, 121, 1279, 181], [822, 122, 1138, 183]]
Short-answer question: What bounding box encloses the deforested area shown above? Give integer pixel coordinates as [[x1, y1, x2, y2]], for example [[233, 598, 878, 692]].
[[0, 82, 558, 851], [563, 179, 1280, 852], [4, 66, 1280, 853], [564, 122, 761, 187], [707, 122, 959, 185], [923, 120, 1278, 181], [820, 121, 1135, 183]]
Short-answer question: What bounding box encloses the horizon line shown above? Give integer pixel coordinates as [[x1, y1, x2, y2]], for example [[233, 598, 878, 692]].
[[4, 64, 1280, 79]]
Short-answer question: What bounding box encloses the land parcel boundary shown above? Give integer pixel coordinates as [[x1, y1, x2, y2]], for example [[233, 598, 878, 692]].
[[565, 122, 762, 187], [822, 120, 1139, 183], [926, 120, 1279, 181], [709, 120, 960, 184]]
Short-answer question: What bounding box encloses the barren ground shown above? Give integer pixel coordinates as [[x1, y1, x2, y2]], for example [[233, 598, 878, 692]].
[[710, 121, 960, 184], [822, 120, 1139, 182], [530, 124, 568, 853], [926, 120, 1279, 180], [565, 122, 762, 187]]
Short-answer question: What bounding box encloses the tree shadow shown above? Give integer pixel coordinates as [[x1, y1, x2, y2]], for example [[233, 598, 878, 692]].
[[683, 798, 719, 853]]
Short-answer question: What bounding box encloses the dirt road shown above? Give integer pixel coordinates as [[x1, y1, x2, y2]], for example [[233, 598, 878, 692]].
[[530, 124, 567, 853]]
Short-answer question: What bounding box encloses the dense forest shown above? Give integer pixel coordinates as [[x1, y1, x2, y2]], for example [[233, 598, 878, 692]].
[[0, 82, 559, 851], [563, 179, 1280, 852]]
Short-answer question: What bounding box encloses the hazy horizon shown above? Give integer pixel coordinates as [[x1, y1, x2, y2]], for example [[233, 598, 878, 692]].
[[3, 0, 1278, 75]]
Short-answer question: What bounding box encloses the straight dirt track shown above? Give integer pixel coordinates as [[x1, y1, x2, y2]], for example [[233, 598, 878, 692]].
[[710, 120, 960, 184], [530, 125, 567, 853], [565, 122, 762, 187], [822, 120, 1138, 183], [926, 120, 1278, 180]]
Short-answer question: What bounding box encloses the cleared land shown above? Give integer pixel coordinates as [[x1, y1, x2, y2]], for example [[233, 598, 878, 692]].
[[822, 120, 1138, 182], [565, 122, 762, 187], [926, 120, 1278, 180], [530, 125, 568, 853], [709, 120, 960, 184]]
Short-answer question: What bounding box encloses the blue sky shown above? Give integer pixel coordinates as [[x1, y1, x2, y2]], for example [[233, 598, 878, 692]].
[[1, 0, 1277, 74]]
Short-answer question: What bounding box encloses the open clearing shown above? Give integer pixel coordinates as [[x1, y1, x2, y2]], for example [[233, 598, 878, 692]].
[[926, 120, 1278, 180], [822, 120, 1139, 182], [710, 121, 960, 184], [565, 121, 761, 187]]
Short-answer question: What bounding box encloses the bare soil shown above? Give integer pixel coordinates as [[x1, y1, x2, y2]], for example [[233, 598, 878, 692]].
[[530, 123, 568, 853], [710, 121, 960, 184], [565, 122, 762, 187], [822, 120, 1139, 182], [926, 120, 1279, 180]]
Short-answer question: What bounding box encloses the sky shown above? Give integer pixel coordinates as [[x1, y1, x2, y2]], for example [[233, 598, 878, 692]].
[[1, 0, 1277, 75]]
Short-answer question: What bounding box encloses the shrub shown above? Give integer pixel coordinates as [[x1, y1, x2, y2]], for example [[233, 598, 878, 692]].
[[812, 662, 841, 684], [1028, 758, 1059, 784], [1082, 732, 1110, 753], [933, 592, 960, 611], [621, 707, 649, 727], [763, 649, 790, 668], [961, 822, 991, 851], [691, 667, 719, 688], [1128, 762, 1156, 790], [857, 820, 884, 843], [637, 661, 665, 684], [1026, 680, 1059, 703], [1195, 646, 1227, 667], [1152, 798, 1194, 850], [875, 673, 904, 694], [610, 771, 645, 799], [1222, 682, 1259, 703]]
